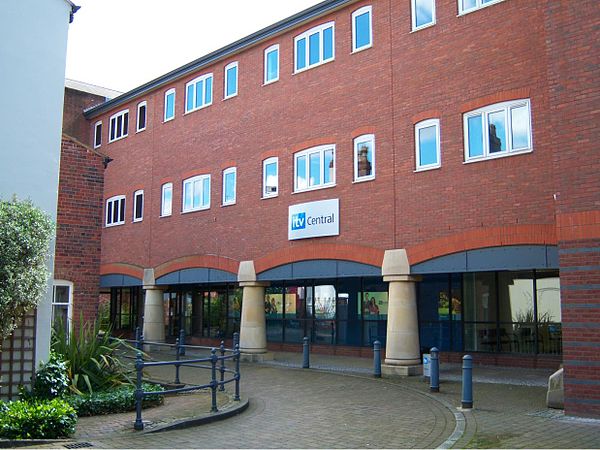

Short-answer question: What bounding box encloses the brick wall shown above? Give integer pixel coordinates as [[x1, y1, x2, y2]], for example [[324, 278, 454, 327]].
[[63, 88, 107, 146]]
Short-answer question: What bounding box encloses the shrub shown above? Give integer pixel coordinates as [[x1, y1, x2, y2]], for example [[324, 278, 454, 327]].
[[0, 399, 77, 440], [66, 383, 164, 416], [29, 353, 69, 400]]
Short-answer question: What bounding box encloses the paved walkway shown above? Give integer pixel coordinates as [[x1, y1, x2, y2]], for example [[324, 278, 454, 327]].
[[25, 350, 600, 449]]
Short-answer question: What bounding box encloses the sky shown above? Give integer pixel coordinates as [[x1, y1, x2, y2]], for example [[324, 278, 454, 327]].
[[65, 0, 324, 93]]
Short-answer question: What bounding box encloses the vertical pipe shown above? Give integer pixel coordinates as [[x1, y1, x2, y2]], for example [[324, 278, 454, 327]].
[[210, 348, 218, 412], [302, 336, 310, 369], [134, 352, 144, 431], [462, 354, 473, 408], [373, 340, 382, 378], [430, 347, 439, 392]]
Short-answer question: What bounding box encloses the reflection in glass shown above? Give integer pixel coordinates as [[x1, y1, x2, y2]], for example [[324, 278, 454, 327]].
[[467, 115, 484, 157], [418, 124, 438, 166], [309, 152, 321, 186], [511, 104, 530, 150], [415, 0, 434, 27], [323, 27, 334, 60], [324, 149, 334, 184], [356, 138, 373, 178], [462, 0, 477, 10], [296, 39, 306, 70], [309, 32, 320, 65], [355, 11, 371, 48], [266, 48, 278, 82], [488, 110, 506, 153], [296, 155, 307, 189]]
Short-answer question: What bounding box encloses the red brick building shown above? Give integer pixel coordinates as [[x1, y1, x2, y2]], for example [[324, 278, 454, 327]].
[[84, 0, 599, 417]]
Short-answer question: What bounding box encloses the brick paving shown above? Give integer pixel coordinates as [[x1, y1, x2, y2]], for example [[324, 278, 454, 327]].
[[24, 351, 600, 449]]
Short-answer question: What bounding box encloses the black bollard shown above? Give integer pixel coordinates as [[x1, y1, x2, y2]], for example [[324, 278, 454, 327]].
[[430, 347, 439, 392], [373, 340, 382, 378], [302, 336, 310, 368], [461, 355, 473, 409]]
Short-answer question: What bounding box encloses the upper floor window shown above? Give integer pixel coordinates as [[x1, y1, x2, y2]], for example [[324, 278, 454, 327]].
[[164, 89, 175, 122], [182, 174, 210, 212], [354, 134, 375, 182], [294, 145, 335, 192], [109, 110, 129, 143], [415, 119, 441, 170], [352, 6, 372, 52], [224, 62, 238, 99], [222, 167, 237, 206], [263, 157, 278, 198], [94, 121, 102, 148], [136, 101, 147, 132], [106, 195, 125, 227], [464, 99, 532, 162], [186, 73, 213, 113], [133, 189, 144, 222], [412, 0, 435, 30], [161, 182, 173, 217], [264, 44, 279, 84], [295, 22, 335, 73], [459, 0, 503, 15]]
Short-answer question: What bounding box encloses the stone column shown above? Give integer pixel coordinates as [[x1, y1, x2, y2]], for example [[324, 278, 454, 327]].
[[382, 249, 421, 376], [238, 261, 270, 358], [142, 269, 165, 343]]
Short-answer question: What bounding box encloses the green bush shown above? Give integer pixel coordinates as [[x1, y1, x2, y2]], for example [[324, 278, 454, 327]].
[[66, 383, 164, 416], [29, 353, 69, 399], [0, 399, 77, 440]]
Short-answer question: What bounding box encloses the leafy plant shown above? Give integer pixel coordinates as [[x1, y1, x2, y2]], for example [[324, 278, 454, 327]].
[[0, 399, 77, 439], [0, 197, 54, 346], [27, 352, 70, 400], [52, 316, 135, 394], [66, 383, 164, 416]]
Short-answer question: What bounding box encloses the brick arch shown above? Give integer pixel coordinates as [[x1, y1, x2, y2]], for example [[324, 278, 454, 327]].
[[154, 255, 239, 279], [255, 243, 385, 274], [406, 224, 557, 265], [100, 263, 144, 280]]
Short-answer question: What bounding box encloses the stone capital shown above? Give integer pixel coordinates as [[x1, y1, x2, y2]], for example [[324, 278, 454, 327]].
[[238, 260, 257, 283], [382, 249, 411, 277]]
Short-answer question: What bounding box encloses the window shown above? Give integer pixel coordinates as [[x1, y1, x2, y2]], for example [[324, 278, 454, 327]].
[[106, 195, 125, 226], [185, 73, 213, 113], [136, 101, 147, 132], [295, 22, 335, 72], [353, 134, 375, 181], [415, 119, 441, 170], [264, 44, 279, 84], [412, 0, 435, 30], [161, 183, 173, 217], [294, 145, 335, 192], [133, 190, 144, 222], [464, 99, 532, 162], [352, 6, 372, 52], [52, 281, 73, 336], [109, 109, 129, 142], [263, 157, 279, 198], [224, 62, 238, 99], [182, 175, 210, 212], [459, 0, 504, 15], [222, 167, 236, 206], [164, 89, 175, 121], [94, 121, 102, 148]]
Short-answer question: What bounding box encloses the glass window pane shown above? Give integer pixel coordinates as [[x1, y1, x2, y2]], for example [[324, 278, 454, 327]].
[[462, 0, 477, 10], [309, 32, 320, 65], [415, 0, 434, 27], [123, 113, 128, 135], [296, 38, 306, 70], [511, 105, 530, 150], [464, 323, 498, 352], [356, 139, 373, 177], [463, 272, 497, 322], [355, 12, 371, 48], [195, 80, 204, 107], [498, 272, 534, 323], [167, 93, 175, 117], [267, 49, 278, 81], [296, 155, 307, 189], [324, 149, 334, 184], [135, 194, 143, 219], [205, 77, 213, 104], [202, 177, 210, 206], [488, 110, 507, 153], [418, 274, 450, 322], [418, 124, 438, 166], [54, 285, 70, 304], [323, 26, 333, 59], [265, 162, 277, 194], [226, 67, 237, 96], [193, 180, 201, 208], [224, 172, 235, 202], [467, 115, 484, 157], [184, 182, 192, 210], [52, 304, 69, 333], [314, 285, 336, 320], [119, 199, 125, 222], [163, 186, 172, 215], [309, 152, 321, 186]]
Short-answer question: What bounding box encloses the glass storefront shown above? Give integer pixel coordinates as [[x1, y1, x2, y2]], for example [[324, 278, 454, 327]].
[[110, 286, 143, 332]]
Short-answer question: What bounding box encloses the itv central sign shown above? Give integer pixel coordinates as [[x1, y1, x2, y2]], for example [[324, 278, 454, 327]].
[[288, 198, 339, 240]]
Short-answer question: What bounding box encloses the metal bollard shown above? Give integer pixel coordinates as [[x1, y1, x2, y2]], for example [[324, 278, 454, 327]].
[[302, 336, 310, 369], [135, 326, 142, 351], [373, 340, 382, 378], [430, 347, 440, 392], [134, 352, 144, 430], [219, 341, 226, 391], [179, 328, 186, 356], [234, 343, 241, 401], [461, 354, 473, 409], [210, 348, 218, 412], [233, 331, 240, 349], [174, 338, 181, 385]]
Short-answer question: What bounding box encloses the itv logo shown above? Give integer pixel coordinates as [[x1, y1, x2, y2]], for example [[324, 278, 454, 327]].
[[291, 212, 306, 230]]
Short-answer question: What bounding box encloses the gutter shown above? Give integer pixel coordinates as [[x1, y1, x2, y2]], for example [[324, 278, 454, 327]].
[[83, 0, 357, 119]]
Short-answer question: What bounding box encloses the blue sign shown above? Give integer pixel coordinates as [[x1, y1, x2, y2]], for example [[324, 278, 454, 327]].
[[291, 212, 306, 230]]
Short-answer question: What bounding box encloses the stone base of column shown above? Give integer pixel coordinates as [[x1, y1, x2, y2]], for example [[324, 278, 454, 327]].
[[239, 351, 275, 362], [381, 363, 422, 377]]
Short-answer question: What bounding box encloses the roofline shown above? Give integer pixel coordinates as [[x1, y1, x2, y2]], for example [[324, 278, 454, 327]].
[[84, 0, 357, 119]]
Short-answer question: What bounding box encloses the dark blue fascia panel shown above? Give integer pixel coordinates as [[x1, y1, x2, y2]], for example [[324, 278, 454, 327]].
[[411, 245, 559, 274], [155, 271, 179, 285], [179, 268, 210, 284], [156, 268, 236, 285], [293, 260, 337, 279], [258, 264, 293, 281], [100, 274, 142, 288], [257, 260, 381, 281], [337, 260, 381, 277], [208, 268, 237, 283]]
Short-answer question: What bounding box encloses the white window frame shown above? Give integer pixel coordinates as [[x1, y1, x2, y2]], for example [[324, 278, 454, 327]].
[[164, 88, 175, 122], [133, 189, 144, 222], [182, 174, 211, 213], [222, 167, 237, 206], [352, 6, 373, 53], [106, 195, 126, 227], [136, 101, 147, 132], [463, 99, 532, 163], [52, 280, 73, 337], [108, 109, 129, 143], [294, 144, 336, 193], [353, 134, 376, 182], [185, 73, 213, 113], [224, 62, 238, 100], [262, 157, 279, 198], [294, 22, 335, 73], [264, 44, 280, 85], [458, 0, 504, 15], [415, 119, 441, 171], [93, 121, 102, 148], [161, 182, 173, 217], [411, 0, 436, 31]]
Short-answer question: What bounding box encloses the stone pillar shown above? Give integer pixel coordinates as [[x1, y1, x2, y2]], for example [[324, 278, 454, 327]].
[[142, 269, 165, 343], [382, 249, 421, 376], [238, 261, 271, 359]]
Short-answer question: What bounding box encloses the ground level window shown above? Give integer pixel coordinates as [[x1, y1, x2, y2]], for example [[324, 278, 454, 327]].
[[109, 287, 143, 333], [52, 281, 73, 335]]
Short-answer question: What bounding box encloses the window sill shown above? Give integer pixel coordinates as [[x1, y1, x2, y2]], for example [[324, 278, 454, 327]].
[[292, 183, 336, 194], [163, 117, 175, 123], [108, 135, 128, 144], [263, 79, 279, 86], [414, 164, 441, 173], [410, 22, 435, 33], [463, 148, 533, 164], [293, 58, 335, 75], [352, 176, 375, 184], [181, 207, 210, 214], [159, 214, 172, 218], [221, 202, 236, 207], [136, 128, 146, 134], [132, 218, 143, 223], [457, 0, 506, 17], [184, 103, 212, 115], [105, 222, 125, 228], [351, 44, 372, 54], [261, 194, 279, 200], [223, 93, 238, 101]]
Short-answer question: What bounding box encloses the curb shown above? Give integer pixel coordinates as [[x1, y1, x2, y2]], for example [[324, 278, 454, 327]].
[[0, 439, 70, 448]]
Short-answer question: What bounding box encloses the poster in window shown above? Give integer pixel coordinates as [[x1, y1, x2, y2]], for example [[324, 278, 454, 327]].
[[361, 292, 388, 316]]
